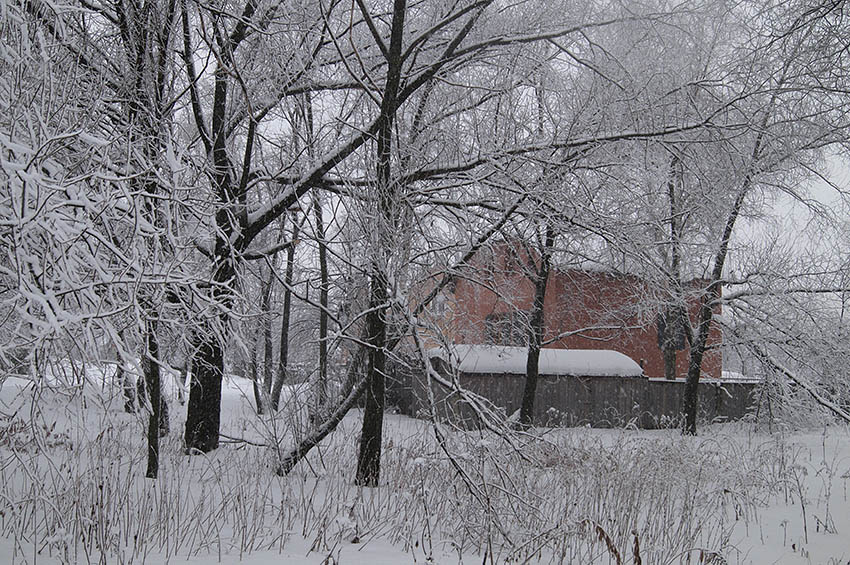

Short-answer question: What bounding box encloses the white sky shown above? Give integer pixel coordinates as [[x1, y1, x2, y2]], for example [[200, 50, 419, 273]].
[[736, 153, 850, 255]]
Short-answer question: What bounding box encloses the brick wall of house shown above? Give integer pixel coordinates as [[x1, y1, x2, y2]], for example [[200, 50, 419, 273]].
[[442, 245, 722, 380]]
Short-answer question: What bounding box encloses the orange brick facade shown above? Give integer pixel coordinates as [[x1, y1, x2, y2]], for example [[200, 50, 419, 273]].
[[438, 244, 722, 380]]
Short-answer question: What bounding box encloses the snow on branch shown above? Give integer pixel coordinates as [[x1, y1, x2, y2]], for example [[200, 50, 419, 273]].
[[748, 342, 850, 424]]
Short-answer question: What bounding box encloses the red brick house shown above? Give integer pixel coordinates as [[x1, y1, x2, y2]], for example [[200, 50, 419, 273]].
[[435, 242, 722, 381]]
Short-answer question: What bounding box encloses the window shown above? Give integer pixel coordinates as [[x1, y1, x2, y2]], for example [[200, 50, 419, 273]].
[[656, 306, 687, 350]]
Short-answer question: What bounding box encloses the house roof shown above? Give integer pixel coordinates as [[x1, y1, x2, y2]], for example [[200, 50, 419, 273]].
[[428, 344, 643, 377]]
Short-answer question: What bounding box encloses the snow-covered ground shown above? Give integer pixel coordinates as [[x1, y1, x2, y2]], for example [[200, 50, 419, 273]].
[[725, 430, 850, 564], [0, 368, 848, 564]]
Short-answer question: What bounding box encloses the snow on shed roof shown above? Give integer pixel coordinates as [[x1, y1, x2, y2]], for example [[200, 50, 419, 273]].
[[428, 344, 643, 377]]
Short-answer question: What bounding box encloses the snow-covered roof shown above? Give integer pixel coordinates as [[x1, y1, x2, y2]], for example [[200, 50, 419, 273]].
[[645, 371, 761, 384], [720, 371, 761, 384], [428, 344, 643, 377]]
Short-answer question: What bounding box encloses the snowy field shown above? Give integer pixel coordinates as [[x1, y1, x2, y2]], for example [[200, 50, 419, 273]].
[[0, 368, 848, 564]]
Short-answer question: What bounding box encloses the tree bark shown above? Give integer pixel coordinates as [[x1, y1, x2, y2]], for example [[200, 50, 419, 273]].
[[518, 224, 554, 429], [313, 193, 329, 417], [185, 322, 224, 452], [273, 215, 299, 411], [355, 272, 389, 486], [682, 310, 711, 434], [663, 348, 677, 381], [683, 274, 729, 433], [354, 0, 407, 488], [261, 262, 275, 411], [519, 339, 541, 429], [118, 335, 135, 413], [250, 321, 263, 415], [177, 360, 189, 406], [145, 322, 162, 479], [182, 0, 249, 450], [300, 90, 329, 418], [137, 344, 170, 437]]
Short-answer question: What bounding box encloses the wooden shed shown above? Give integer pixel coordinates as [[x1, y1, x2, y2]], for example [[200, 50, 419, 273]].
[[389, 344, 757, 429]]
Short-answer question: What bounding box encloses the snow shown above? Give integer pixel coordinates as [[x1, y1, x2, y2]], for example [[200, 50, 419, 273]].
[[647, 371, 761, 384], [2, 365, 850, 565], [429, 343, 644, 377], [76, 132, 109, 147], [721, 370, 762, 383], [726, 430, 850, 564]]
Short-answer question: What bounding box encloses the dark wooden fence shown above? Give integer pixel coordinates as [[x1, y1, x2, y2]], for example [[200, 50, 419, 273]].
[[387, 358, 757, 429]]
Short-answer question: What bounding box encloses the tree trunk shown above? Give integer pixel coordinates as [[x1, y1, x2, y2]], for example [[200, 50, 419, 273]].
[[159, 390, 169, 436], [663, 348, 677, 380], [313, 193, 329, 417], [519, 340, 541, 429], [185, 326, 224, 453], [682, 189, 750, 434], [182, 65, 242, 449], [299, 89, 329, 419], [122, 373, 135, 412], [137, 353, 169, 436], [682, 334, 707, 434], [683, 289, 719, 434], [354, 0, 407, 487], [145, 323, 162, 479], [259, 262, 275, 413], [177, 361, 189, 406], [250, 323, 263, 415], [518, 225, 554, 429], [263, 305, 274, 402], [119, 349, 135, 413], [355, 272, 388, 486], [181, 1, 250, 450], [273, 215, 299, 411]]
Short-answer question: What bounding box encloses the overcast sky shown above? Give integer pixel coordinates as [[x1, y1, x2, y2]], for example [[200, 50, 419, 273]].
[[737, 153, 850, 255]]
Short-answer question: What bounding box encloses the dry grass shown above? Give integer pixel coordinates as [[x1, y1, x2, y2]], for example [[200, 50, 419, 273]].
[[0, 377, 835, 564]]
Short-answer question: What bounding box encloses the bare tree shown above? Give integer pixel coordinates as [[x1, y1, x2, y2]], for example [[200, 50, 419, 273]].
[[269, 0, 745, 476], [586, 0, 850, 433], [3, 0, 196, 476]]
